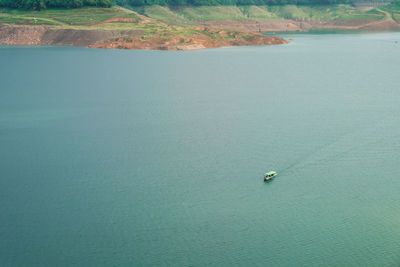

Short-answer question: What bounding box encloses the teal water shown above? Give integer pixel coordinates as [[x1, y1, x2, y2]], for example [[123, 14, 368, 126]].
[[1, 33, 400, 266]]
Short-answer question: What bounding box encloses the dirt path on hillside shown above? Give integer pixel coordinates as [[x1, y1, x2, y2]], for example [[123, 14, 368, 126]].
[[115, 6, 151, 24], [0, 13, 67, 26], [357, 8, 400, 30]]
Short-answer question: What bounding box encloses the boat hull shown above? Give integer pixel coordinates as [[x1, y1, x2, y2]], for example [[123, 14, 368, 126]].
[[264, 174, 277, 182]]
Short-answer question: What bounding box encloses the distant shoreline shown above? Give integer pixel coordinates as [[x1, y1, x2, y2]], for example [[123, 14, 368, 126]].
[[1, 4, 400, 50], [0, 24, 288, 50], [196, 17, 400, 33], [0, 6, 289, 50]]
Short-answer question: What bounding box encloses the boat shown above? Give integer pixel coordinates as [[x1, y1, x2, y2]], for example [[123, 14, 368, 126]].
[[264, 171, 277, 182]]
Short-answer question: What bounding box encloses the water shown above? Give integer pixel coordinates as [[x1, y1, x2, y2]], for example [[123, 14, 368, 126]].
[[1, 33, 400, 266]]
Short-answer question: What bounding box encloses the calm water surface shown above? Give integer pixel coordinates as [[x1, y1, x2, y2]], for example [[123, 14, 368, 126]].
[[1, 34, 400, 266]]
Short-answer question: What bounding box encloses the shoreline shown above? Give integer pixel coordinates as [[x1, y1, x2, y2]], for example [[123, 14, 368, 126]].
[[0, 24, 288, 50], [2, 22, 400, 51], [194, 17, 400, 33], [2, 4, 400, 51]]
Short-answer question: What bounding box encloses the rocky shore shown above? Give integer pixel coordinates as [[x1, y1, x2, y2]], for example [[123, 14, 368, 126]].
[[0, 24, 287, 50], [90, 27, 288, 50], [2, 5, 400, 51]]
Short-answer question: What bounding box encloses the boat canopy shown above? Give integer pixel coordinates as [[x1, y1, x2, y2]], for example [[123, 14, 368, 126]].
[[265, 171, 277, 176]]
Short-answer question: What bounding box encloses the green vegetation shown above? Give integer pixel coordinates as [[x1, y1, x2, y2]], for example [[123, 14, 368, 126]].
[[0, 3, 390, 29], [135, 4, 387, 22], [0, 5, 264, 46], [1, 1, 399, 35], [0, 6, 201, 40], [133, 5, 187, 23], [0, 0, 355, 10], [0, 3, 395, 29], [382, 1, 400, 22], [0, 6, 141, 26], [0, 0, 112, 10], [114, 0, 351, 7]]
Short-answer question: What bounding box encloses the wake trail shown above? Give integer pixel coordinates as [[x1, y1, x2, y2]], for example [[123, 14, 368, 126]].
[[279, 130, 398, 176]]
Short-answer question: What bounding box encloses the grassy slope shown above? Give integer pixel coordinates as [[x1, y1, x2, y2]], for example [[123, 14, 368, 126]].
[[0, 6, 259, 44], [0, 7, 140, 28], [134, 4, 388, 23], [1, 4, 399, 34], [382, 2, 400, 22], [0, 4, 394, 26], [0, 6, 193, 38]]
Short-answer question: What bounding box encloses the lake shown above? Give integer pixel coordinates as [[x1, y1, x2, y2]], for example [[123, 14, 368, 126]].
[[1, 33, 400, 266]]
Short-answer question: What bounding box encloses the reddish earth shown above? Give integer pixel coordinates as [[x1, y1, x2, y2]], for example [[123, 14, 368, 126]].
[[0, 25, 287, 50], [90, 27, 288, 50], [0, 25, 120, 46], [2, 10, 399, 51]]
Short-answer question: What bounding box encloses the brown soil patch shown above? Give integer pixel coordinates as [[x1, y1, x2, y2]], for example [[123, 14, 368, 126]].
[[0, 25, 287, 50], [89, 27, 288, 50], [103, 17, 138, 23], [0, 25, 133, 47]]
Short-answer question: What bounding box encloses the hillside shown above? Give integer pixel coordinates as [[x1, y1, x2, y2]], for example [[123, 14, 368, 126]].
[[0, 0, 112, 9], [133, 4, 400, 31], [2, 2, 400, 51], [0, 6, 288, 49]]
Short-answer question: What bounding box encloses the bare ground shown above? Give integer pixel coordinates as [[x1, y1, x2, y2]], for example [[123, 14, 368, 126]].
[[196, 17, 400, 32], [90, 27, 288, 50], [2, 6, 399, 51], [0, 24, 287, 50]]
